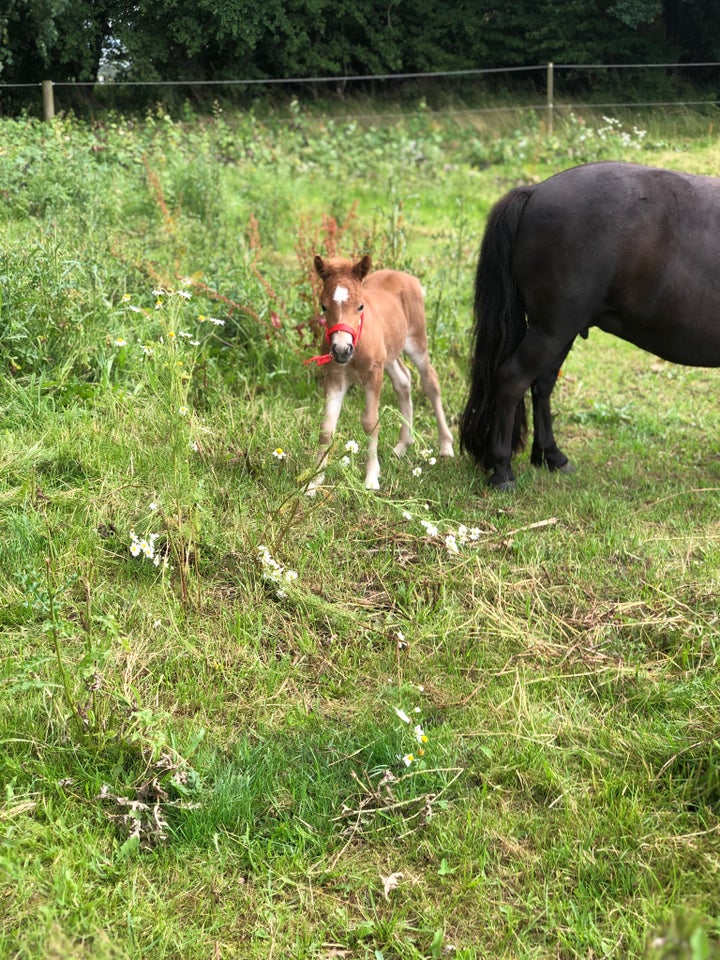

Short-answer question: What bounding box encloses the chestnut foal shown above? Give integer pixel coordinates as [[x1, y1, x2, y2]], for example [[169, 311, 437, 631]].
[[307, 254, 454, 491]]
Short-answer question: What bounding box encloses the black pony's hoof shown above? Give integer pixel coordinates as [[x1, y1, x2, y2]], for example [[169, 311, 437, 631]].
[[489, 474, 516, 492], [546, 455, 575, 475], [534, 449, 575, 474]]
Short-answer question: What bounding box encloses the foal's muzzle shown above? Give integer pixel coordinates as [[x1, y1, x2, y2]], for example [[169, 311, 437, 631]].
[[331, 342, 354, 364]]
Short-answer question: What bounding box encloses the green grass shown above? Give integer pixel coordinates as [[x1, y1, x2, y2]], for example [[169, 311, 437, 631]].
[[1, 102, 720, 959]]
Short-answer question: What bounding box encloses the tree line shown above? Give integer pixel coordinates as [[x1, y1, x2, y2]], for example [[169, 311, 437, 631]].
[[2, 0, 720, 110]]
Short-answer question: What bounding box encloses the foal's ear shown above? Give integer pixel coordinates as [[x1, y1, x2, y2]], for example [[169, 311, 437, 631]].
[[353, 254, 372, 280], [313, 255, 327, 278]]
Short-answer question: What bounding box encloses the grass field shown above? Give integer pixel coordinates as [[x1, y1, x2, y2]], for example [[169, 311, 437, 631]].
[[2, 101, 720, 959]]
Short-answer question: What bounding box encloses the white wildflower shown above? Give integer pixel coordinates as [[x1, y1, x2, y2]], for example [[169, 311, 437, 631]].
[[420, 519, 438, 538], [445, 534, 460, 554], [257, 544, 298, 594]]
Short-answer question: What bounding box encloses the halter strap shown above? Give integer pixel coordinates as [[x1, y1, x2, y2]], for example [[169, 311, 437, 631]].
[[304, 312, 364, 366]]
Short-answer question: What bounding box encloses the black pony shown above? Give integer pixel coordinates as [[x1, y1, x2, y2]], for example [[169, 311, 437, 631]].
[[459, 161, 720, 489]]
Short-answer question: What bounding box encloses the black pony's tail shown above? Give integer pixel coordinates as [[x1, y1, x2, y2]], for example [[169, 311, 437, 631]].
[[459, 187, 533, 468]]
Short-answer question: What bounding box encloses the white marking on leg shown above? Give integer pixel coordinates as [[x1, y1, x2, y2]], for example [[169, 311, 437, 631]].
[[362, 379, 382, 490], [307, 380, 347, 495]]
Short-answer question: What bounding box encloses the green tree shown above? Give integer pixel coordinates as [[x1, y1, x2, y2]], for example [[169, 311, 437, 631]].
[[3, 0, 112, 82], [3, 0, 720, 105]]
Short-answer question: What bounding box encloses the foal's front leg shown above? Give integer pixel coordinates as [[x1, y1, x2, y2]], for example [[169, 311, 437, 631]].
[[307, 372, 348, 495], [362, 366, 385, 490]]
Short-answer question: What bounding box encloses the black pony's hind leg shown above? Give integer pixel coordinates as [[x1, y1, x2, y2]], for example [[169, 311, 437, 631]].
[[529, 342, 575, 473]]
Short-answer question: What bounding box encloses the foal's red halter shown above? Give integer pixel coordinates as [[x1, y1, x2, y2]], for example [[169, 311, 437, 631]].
[[304, 312, 364, 366]]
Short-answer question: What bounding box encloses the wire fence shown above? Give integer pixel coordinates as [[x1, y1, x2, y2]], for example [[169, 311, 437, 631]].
[[2, 62, 720, 123]]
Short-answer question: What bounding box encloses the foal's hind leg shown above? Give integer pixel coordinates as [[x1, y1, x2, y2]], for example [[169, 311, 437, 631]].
[[385, 358, 414, 457], [404, 342, 454, 457], [530, 341, 575, 473]]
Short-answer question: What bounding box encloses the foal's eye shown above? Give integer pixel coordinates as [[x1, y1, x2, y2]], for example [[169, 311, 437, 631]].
[[357, 303, 364, 312]]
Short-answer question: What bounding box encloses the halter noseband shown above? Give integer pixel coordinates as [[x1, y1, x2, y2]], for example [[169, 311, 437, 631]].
[[304, 312, 364, 366]]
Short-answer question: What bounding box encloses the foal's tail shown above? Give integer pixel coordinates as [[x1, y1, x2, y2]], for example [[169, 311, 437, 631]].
[[459, 187, 533, 468]]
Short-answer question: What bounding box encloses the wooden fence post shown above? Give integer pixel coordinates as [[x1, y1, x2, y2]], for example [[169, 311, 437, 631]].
[[42, 80, 55, 120], [546, 62, 554, 136]]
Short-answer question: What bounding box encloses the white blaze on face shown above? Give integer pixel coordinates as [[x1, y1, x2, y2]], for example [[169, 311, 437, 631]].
[[330, 284, 353, 348]]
